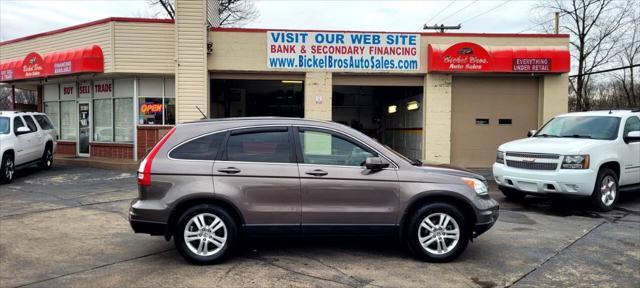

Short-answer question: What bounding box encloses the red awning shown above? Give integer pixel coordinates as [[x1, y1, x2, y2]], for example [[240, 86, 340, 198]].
[[0, 45, 104, 82], [428, 42, 570, 73]]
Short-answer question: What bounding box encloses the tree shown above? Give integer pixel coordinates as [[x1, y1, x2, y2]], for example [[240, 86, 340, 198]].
[[613, 9, 640, 108], [535, 0, 632, 111], [150, 0, 258, 27]]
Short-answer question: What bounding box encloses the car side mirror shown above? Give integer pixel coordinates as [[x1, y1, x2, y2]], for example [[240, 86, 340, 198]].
[[16, 126, 30, 135], [624, 130, 640, 142], [527, 130, 537, 137], [365, 156, 389, 171]]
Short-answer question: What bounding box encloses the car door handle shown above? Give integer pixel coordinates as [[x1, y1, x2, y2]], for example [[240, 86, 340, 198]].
[[305, 169, 328, 176], [217, 167, 241, 174]]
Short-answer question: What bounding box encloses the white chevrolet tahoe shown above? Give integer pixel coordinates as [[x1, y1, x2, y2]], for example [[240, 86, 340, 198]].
[[493, 110, 640, 211], [0, 111, 57, 183]]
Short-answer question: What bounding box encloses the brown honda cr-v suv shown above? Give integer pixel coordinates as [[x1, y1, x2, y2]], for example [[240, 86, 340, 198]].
[[130, 117, 499, 264]]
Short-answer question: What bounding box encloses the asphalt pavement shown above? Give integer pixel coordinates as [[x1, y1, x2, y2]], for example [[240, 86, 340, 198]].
[[0, 164, 638, 288]]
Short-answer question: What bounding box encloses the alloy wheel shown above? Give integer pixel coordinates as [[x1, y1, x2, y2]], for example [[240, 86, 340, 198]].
[[183, 213, 227, 257], [46, 149, 53, 167], [4, 158, 14, 180], [418, 212, 460, 255], [600, 175, 617, 207]]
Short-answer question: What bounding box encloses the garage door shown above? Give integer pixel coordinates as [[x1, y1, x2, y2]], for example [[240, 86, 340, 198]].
[[451, 76, 539, 168]]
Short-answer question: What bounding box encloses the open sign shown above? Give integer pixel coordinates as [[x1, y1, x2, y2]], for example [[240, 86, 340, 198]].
[[141, 103, 163, 113]]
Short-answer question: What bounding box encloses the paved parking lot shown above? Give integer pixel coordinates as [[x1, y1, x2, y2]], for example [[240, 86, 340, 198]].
[[0, 164, 638, 288]]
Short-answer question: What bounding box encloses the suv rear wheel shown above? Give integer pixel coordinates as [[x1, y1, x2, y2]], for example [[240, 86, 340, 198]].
[[0, 153, 14, 184], [39, 145, 53, 170], [591, 168, 618, 212], [407, 203, 470, 262], [175, 204, 237, 265]]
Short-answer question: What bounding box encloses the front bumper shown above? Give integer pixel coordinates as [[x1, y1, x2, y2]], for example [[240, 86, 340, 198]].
[[492, 163, 596, 196], [473, 198, 499, 237]]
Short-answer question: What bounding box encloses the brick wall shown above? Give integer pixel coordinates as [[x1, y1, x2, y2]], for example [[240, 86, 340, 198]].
[[56, 141, 76, 155], [137, 126, 174, 159], [90, 142, 134, 159]]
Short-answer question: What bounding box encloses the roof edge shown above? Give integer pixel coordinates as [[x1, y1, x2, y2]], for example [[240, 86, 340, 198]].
[[0, 17, 174, 46], [210, 27, 570, 38]]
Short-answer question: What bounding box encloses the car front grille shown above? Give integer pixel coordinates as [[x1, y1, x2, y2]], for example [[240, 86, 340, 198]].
[[506, 160, 557, 170], [505, 152, 560, 159]]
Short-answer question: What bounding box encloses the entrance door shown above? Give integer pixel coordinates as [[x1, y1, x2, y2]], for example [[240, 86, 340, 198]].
[[77, 101, 91, 157]]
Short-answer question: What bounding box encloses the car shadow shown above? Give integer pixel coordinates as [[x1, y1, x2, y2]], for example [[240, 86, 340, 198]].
[[490, 181, 640, 221]]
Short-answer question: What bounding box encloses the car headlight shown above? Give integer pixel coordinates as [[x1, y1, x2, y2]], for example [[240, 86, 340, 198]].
[[562, 155, 590, 169], [462, 177, 488, 195], [496, 151, 505, 164]]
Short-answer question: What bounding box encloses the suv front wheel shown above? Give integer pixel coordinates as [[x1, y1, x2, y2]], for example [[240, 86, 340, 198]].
[[407, 203, 470, 262], [0, 153, 14, 184], [175, 204, 237, 265], [591, 168, 618, 212], [39, 145, 53, 170]]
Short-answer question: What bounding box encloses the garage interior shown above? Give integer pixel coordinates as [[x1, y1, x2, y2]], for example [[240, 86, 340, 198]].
[[451, 76, 540, 168], [210, 79, 304, 118], [332, 85, 423, 160]]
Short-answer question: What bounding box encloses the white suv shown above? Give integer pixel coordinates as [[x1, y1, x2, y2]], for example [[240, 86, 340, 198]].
[[493, 110, 640, 211], [0, 111, 57, 183]]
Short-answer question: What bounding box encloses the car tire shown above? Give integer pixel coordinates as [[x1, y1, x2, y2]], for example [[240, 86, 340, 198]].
[[499, 186, 526, 201], [175, 204, 237, 265], [39, 145, 53, 170], [406, 203, 470, 262], [0, 153, 14, 184], [591, 168, 618, 212]]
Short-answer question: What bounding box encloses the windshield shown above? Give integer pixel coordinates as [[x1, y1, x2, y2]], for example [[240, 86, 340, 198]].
[[535, 116, 621, 140], [0, 117, 8, 134]]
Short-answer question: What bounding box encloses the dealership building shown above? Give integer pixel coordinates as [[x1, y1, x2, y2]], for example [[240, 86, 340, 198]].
[[0, 1, 570, 168]]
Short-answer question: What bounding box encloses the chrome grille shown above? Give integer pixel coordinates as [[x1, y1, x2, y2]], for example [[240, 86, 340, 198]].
[[506, 160, 557, 170], [506, 152, 560, 159]]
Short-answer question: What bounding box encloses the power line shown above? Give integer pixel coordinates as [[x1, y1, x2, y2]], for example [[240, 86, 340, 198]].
[[569, 64, 640, 78], [424, 0, 457, 26], [460, 0, 513, 25], [434, 0, 479, 25]]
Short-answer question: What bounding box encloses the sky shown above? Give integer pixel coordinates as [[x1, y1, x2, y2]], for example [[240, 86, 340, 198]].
[[0, 0, 552, 42]]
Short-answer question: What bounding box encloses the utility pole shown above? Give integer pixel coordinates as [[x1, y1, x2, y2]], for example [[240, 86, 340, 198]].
[[423, 24, 462, 33], [554, 12, 560, 34]]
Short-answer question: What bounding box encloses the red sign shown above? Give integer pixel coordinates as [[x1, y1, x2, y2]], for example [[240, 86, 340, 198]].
[[21, 52, 45, 78], [437, 42, 493, 71], [0, 45, 104, 82], [428, 42, 570, 73], [512, 58, 551, 72]]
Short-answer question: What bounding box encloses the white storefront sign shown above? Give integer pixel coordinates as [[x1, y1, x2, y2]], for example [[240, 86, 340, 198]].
[[267, 31, 420, 72], [93, 79, 113, 98]]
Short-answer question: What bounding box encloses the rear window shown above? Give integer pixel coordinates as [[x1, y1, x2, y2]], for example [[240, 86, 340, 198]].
[[0, 117, 8, 134], [225, 129, 292, 163], [169, 132, 226, 160], [34, 115, 55, 130]]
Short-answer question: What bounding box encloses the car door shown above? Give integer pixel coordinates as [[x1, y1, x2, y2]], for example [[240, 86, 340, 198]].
[[12, 117, 36, 165], [22, 115, 44, 161], [295, 126, 400, 234], [620, 116, 640, 185], [212, 126, 301, 234]]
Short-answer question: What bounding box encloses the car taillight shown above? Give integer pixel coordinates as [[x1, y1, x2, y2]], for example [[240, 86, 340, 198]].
[[137, 127, 176, 186]]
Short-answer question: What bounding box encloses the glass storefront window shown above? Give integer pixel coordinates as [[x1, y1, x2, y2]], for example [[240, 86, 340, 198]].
[[137, 77, 175, 125], [44, 102, 60, 132], [93, 99, 113, 141], [139, 97, 163, 125], [115, 98, 133, 142], [60, 101, 77, 140]]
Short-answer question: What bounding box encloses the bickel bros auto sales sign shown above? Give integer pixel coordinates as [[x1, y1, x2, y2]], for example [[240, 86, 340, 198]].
[[267, 31, 420, 71]]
